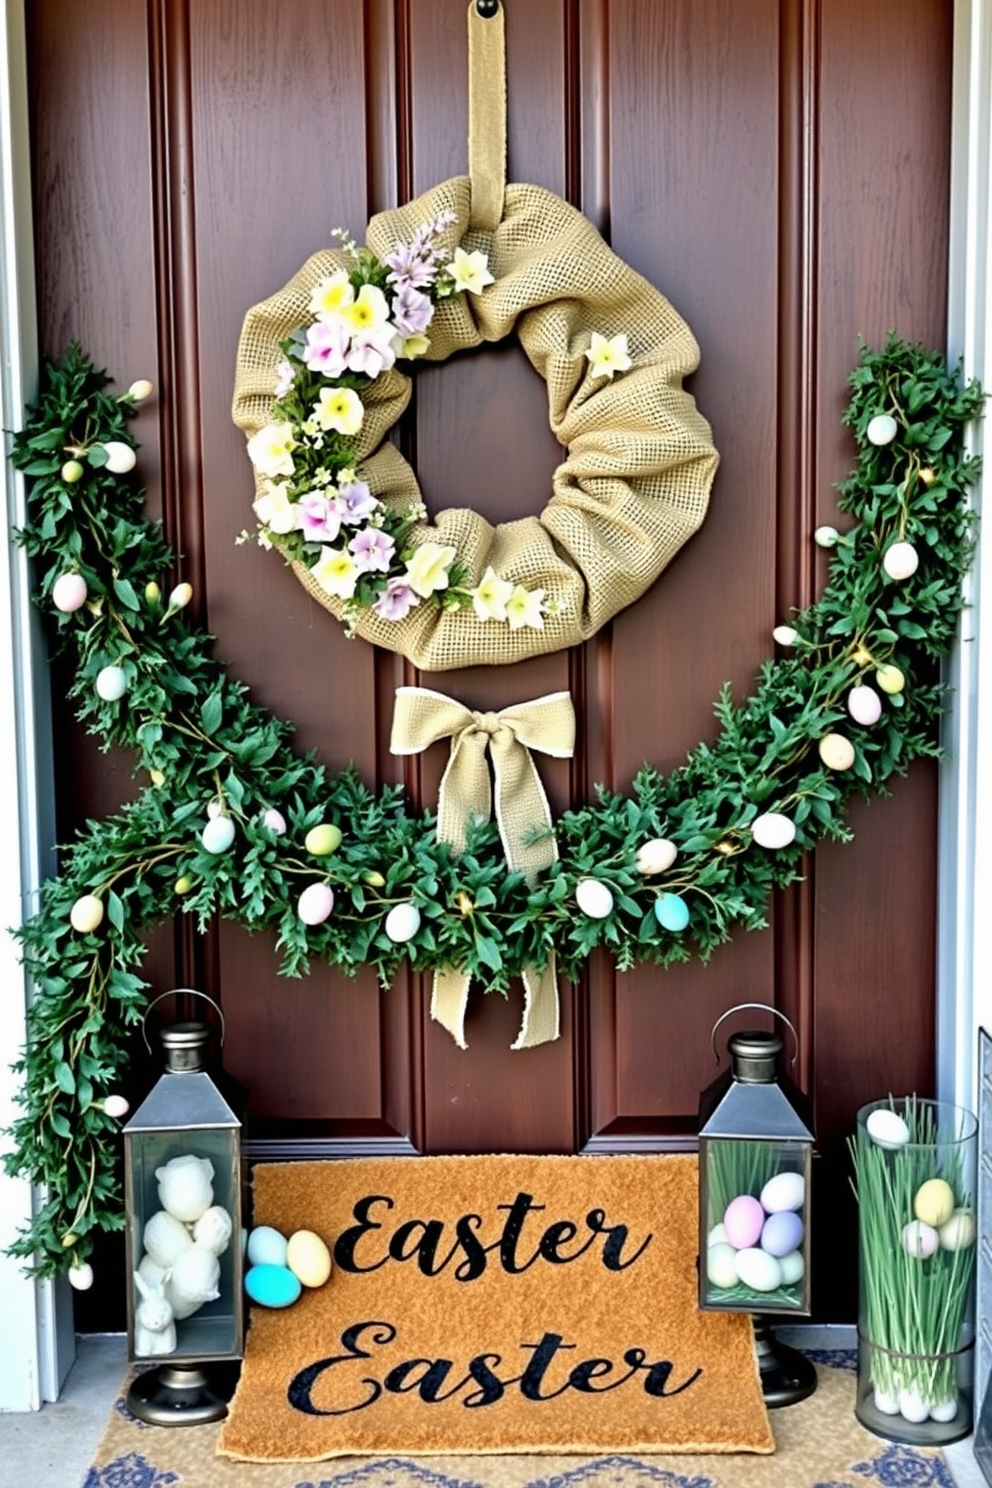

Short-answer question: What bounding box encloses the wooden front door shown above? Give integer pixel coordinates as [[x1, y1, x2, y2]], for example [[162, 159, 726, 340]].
[[27, 0, 952, 1325]]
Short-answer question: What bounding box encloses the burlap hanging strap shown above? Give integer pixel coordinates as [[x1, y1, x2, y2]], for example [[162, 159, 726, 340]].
[[390, 686, 574, 1049], [232, 3, 718, 672]]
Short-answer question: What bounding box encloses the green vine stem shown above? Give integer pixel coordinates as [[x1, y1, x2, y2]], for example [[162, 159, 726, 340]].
[[1, 337, 984, 1278]]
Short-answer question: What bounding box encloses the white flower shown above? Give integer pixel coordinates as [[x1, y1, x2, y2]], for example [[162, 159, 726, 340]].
[[404, 541, 458, 598], [585, 332, 632, 380], [312, 546, 359, 599], [397, 333, 431, 360], [449, 247, 494, 295], [505, 585, 545, 630], [253, 480, 299, 535], [314, 386, 364, 436], [341, 284, 392, 333], [308, 269, 355, 319], [246, 421, 297, 477], [471, 566, 514, 622]]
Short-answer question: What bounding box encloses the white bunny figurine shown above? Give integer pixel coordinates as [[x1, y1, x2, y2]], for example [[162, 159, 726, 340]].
[[133, 1270, 177, 1356]]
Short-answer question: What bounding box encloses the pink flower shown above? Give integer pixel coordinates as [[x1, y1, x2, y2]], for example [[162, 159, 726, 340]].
[[372, 577, 420, 621], [349, 526, 396, 573], [274, 359, 295, 397], [298, 491, 345, 543], [339, 480, 378, 524], [304, 319, 350, 377], [347, 325, 397, 379]]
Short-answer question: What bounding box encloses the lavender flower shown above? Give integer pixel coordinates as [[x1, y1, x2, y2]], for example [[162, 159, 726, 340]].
[[349, 526, 396, 573], [372, 576, 421, 621], [339, 480, 378, 524], [347, 325, 397, 379], [392, 284, 434, 337], [303, 319, 350, 377], [297, 491, 345, 543]]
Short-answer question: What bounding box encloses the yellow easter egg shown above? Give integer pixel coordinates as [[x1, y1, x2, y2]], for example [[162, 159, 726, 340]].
[[286, 1229, 333, 1288], [913, 1177, 955, 1229], [305, 823, 342, 857], [818, 732, 856, 771]]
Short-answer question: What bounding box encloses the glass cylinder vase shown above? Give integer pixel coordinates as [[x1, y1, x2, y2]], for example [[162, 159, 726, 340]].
[[853, 1096, 978, 1446]]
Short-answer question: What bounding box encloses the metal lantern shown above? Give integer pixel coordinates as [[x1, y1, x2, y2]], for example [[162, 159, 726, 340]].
[[123, 991, 243, 1425], [698, 1003, 816, 1407]]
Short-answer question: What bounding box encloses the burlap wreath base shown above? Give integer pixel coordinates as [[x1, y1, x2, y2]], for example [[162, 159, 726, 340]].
[[232, 175, 719, 671]]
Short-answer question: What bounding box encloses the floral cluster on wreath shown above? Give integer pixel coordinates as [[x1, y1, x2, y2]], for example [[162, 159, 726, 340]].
[[243, 212, 628, 633], [0, 336, 983, 1286]]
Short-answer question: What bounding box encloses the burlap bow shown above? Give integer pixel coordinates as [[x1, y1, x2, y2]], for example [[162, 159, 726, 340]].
[[390, 687, 576, 1050]]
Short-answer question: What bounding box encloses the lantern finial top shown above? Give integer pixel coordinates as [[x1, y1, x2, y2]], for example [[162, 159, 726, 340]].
[[728, 1029, 782, 1084]]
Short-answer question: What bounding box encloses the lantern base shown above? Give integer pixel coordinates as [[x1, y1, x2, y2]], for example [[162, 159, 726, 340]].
[[753, 1319, 818, 1408], [126, 1362, 240, 1427]]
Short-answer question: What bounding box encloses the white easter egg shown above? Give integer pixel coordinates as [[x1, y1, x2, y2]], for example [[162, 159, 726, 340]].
[[873, 1388, 900, 1416], [143, 1209, 194, 1268], [201, 815, 236, 854], [866, 414, 899, 446], [778, 1249, 805, 1285], [102, 1094, 130, 1118], [52, 572, 88, 612], [734, 1247, 783, 1293], [814, 525, 839, 548], [848, 685, 883, 726], [818, 732, 856, 771], [707, 1223, 728, 1247], [70, 894, 104, 933], [938, 1208, 976, 1251], [96, 665, 128, 701], [262, 807, 287, 835], [930, 1397, 959, 1423], [865, 1108, 911, 1149], [751, 812, 796, 850], [901, 1220, 939, 1260], [297, 883, 334, 926], [286, 1229, 333, 1288], [706, 1242, 740, 1290], [385, 901, 421, 943], [247, 1225, 289, 1269], [772, 625, 797, 646], [101, 440, 137, 473], [760, 1171, 805, 1214], [575, 878, 615, 919], [206, 799, 223, 819], [68, 1262, 94, 1290], [883, 541, 919, 581], [898, 1388, 931, 1424], [635, 838, 677, 875]]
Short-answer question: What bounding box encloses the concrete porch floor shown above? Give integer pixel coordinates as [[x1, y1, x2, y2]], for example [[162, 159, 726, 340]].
[[0, 1329, 987, 1488]]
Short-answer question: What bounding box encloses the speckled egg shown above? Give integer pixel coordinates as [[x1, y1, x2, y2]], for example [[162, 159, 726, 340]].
[[778, 1249, 805, 1285], [913, 1178, 955, 1229], [848, 685, 883, 726], [385, 901, 421, 943], [706, 1242, 740, 1290], [654, 893, 689, 933], [751, 812, 796, 850], [286, 1229, 333, 1288], [247, 1225, 289, 1269], [723, 1194, 765, 1250], [761, 1210, 804, 1258], [901, 1220, 939, 1260], [760, 1171, 805, 1214], [575, 878, 614, 919], [865, 1108, 911, 1149], [734, 1247, 783, 1292], [245, 1263, 302, 1309]]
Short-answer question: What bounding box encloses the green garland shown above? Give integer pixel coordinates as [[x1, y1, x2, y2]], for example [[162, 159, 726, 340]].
[[1, 338, 984, 1280]]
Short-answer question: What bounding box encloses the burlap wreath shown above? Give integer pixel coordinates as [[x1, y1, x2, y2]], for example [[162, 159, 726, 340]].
[[232, 175, 719, 672]]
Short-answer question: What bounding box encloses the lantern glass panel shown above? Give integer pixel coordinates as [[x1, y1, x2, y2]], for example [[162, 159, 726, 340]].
[[700, 1135, 811, 1315]]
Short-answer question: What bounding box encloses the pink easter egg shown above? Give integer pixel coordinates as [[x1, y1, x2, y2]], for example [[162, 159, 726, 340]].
[[723, 1194, 765, 1250]]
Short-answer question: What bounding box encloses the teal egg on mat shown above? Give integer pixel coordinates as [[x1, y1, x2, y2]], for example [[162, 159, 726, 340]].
[[654, 892, 690, 932], [245, 1263, 302, 1308]]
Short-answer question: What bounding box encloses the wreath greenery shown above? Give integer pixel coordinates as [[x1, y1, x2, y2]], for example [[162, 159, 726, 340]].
[[0, 337, 983, 1282]]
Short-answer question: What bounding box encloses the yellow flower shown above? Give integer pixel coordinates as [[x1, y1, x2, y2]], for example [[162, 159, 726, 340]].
[[253, 480, 298, 535], [312, 546, 359, 599], [341, 284, 391, 333], [449, 247, 494, 296], [398, 334, 431, 359], [246, 421, 297, 477], [314, 386, 364, 436], [585, 331, 632, 380], [471, 565, 514, 622], [506, 585, 545, 631], [308, 270, 355, 319], [404, 541, 457, 598]]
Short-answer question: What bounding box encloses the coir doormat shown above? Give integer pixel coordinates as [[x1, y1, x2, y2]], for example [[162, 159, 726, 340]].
[[218, 1154, 773, 1462]]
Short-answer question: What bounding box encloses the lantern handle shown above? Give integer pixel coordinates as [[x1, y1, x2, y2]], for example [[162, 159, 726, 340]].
[[141, 988, 226, 1057], [709, 1002, 799, 1067]]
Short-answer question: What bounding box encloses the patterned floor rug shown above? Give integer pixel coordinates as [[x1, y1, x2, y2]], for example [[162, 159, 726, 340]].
[[82, 1355, 957, 1488]]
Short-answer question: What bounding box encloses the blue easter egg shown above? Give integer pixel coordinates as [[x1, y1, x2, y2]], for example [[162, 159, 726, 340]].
[[245, 1263, 302, 1308], [247, 1224, 289, 1268], [760, 1210, 805, 1258], [654, 893, 690, 933]]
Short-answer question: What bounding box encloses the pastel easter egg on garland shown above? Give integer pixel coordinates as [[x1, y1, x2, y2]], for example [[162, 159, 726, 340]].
[[70, 893, 104, 933], [201, 815, 236, 854], [760, 1171, 805, 1213], [305, 822, 342, 856], [575, 878, 614, 919], [751, 812, 797, 850], [913, 1177, 955, 1228], [875, 663, 906, 695], [734, 1247, 783, 1292], [865, 1107, 910, 1148], [286, 1229, 333, 1288], [99, 440, 137, 473], [102, 1094, 130, 1118], [772, 624, 797, 646], [262, 807, 287, 835], [245, 1263, 301, 1309], [247, 1225, 289, 1269], [866, 413, 899, 446], [95, 664, 128, 702], [635, 837, 677, 875], [883, 541, 919, 581], [52, 572, 88, 612], [67, 1262, 94, 1290], [818, 732, 856, 771], [297, 882, 335, 926], [814, 525, 839, 548], [385, 901, 421, 942], [705, 1242, 740, 1290], [848, 684, 883, 726], [723, 1194, 764, 1250], [654, 892, 689, 932], [61, 458, 85, 483]]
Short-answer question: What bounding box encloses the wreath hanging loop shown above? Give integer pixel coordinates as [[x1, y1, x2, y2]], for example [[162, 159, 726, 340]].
[[232, 2, 718, 672]]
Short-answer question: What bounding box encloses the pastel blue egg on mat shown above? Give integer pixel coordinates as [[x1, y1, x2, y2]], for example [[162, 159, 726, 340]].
[[245, 1263, 301, 1308], [247, 1224, 288, 1268], [654, 893, 690, 932]]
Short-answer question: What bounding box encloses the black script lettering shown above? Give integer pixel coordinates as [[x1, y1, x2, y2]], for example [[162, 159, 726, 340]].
[[568, 1356, 637, 1393], [383, 1356, 466, 1403], [519, 1332, 577, 1401], [452, 1212, 489, 1282], [463, 1353, 508, 1408], [623, 1347, 703, 1397], [287, 1320, 395, 1416], [388, 1218, 461, 1277], [333, 1195, 393, 1273], [538, 1219, 597, 1265], [497, 1192, 547, 1273], [585, 1207, 653, 1271]]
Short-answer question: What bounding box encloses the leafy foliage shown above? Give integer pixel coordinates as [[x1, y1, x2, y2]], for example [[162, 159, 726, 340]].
[[0, 338, 984, 1277]]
